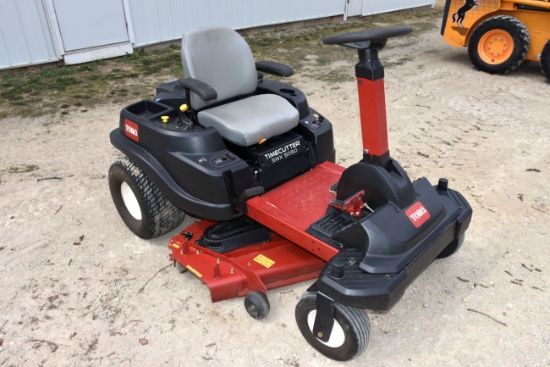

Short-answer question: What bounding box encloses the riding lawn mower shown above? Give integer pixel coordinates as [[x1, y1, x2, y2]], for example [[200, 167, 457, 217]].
[[108, 25, 472, 361]]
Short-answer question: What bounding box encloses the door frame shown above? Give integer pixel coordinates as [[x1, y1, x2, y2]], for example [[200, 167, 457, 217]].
[[42, 0, 135, 65], [346, 0, 364, 19]]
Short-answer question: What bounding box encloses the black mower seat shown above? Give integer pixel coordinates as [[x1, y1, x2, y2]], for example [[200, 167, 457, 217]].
[[181, 27, 299, 146]]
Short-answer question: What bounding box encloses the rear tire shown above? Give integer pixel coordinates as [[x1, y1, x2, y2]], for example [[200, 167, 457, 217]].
[[295, 292, 370, 361], [468, 16, 530, 74], [108, 157, 185, 239], [541, 40, 550, 82]]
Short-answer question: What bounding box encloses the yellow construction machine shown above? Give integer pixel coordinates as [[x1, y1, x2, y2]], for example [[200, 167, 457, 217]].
[[441, 0, 550, 80]]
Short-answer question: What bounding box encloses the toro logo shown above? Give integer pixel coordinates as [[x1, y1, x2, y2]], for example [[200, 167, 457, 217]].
[[124, 119, 139, 142], [405, 202, 430, 228]]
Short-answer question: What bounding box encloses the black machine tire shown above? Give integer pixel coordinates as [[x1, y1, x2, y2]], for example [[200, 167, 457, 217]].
[[467, 15, 530, 74], [541, 39, 550, 82], [108, 157, 185, 239], [295, 292, 370, 361], [437, 233, 465, 259], [244, 291, 270, 319]]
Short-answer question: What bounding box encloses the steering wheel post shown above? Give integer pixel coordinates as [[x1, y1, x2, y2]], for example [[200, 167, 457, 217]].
[[355, 40, 386, 81], [323, 26, 412, 166]]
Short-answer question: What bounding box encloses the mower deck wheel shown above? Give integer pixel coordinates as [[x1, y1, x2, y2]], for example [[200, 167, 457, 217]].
[[541, 40, 550, 82], [108, 157, 185, 239], [468, 15, 530, 74], [244, 291, 270, 319], [295, 292, 370, 361]]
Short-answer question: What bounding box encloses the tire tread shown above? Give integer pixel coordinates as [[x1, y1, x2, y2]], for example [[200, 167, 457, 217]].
[[541, 40, 550, 81], [109, 157, 185, 239], [295, 292, 370, 361], [468, 15, 530, 74]]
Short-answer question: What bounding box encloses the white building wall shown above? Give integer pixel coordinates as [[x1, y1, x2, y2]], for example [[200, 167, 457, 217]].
[[127, 0, 346, 47], [0, 0, 60, 69], [0, 0, 436, 69], [362, 0, 434, 16]]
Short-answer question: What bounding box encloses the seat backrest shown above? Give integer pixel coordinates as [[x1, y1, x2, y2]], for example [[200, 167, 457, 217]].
[[182, 27, 258, 111]]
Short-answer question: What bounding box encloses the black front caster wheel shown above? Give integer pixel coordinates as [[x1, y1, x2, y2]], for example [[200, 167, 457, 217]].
[[244, 291, 270, 319], [437, 233, 465, 259], [295, 292, 370, 361]]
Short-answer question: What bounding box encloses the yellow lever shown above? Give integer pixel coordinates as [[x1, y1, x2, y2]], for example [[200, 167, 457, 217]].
[[180, 104, 189, 113], [161, 116, 169, 123]]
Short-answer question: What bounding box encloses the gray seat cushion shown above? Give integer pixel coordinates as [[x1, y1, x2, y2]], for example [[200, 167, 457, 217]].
[[182, 26, 299, 146], [198, 94, 299, 146], [182, 27, 258, 111]]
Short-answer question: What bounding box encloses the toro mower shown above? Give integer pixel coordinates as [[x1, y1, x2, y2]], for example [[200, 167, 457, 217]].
[[108, 25, 472, 361], [441, 0, 550, 81]]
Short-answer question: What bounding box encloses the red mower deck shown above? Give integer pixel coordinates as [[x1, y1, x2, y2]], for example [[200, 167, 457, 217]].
[[170, 161, 344, 302]]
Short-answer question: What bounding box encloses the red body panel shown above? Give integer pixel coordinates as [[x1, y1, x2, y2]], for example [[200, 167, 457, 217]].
[[247, 161, 344, 262]]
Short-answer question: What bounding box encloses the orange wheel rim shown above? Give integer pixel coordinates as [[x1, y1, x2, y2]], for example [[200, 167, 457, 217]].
[[477, 29, 514, 65]]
